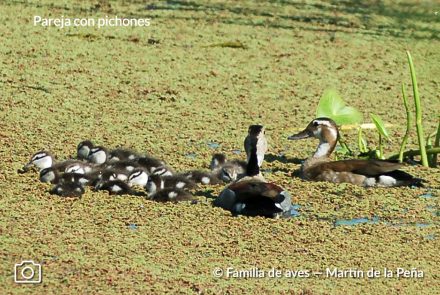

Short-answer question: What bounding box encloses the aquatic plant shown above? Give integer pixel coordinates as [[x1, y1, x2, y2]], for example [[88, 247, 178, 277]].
[[370, 114, 389, 159], [316, 89, 363, 125], [406, 51, 428, 167], [398, 83, 412, 163]]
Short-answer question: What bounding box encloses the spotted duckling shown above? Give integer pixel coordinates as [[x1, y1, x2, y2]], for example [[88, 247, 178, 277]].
[[50, 182, 85, 198], [40, 167, 91, 186], [181, 170, 222, 185], [108, 148, 141, 162], [288, 117, 424, 187], [95, 180, 135, 195], [149, 188, 194, 203], [146, 174, 196, 195]]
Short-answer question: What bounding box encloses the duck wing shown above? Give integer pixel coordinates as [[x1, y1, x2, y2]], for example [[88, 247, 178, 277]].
[[315, 159, 404, 176]]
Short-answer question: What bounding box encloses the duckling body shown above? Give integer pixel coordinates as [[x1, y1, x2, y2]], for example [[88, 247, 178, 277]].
[[96, 180, 134, 195], [108, 148, 141, 162], [137, 156, 173, 175], [182, 170, 222, 185], [146, 174, 196, 195], [215, 125, 292, 218], [149, 188, 194, 202], [50, 182, 85, 198], [288, 118, 423, 187]]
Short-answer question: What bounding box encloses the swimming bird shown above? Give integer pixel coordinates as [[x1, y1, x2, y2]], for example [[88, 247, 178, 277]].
[[287, 117, 423, 187], [214, 126, 292, 218]]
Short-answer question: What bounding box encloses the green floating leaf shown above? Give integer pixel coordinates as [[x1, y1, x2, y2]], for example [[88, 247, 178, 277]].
[[370, 113, 390, 139], [316, 89, 363, 125]]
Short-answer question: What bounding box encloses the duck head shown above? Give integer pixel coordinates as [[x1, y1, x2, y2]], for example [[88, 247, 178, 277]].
[[288, 117, 339, 158]]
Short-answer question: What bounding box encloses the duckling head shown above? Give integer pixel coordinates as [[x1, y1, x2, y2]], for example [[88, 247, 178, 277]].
[[88, 146, 108, 165], [77, 140, 94, 160], [128, 169, 149, 187], [288, 117, 339, 158], [22, 151, 54, 172], [39, 167, 58, 183]]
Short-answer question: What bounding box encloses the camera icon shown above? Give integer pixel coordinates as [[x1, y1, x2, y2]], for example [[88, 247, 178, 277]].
[[14, 260, 42, 284]]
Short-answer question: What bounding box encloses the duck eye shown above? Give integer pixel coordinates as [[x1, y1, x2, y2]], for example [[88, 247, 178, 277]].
[[313, 121, 319, 127]]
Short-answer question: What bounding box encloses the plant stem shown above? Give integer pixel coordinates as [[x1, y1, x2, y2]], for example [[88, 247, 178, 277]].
[[398, 83, 412, 163], [407, 51, 428, 167], [378, 133, 384, 159], [388, 147, 440, 160], [433, 120, 440, 167], [357, 127, 367, 153], [337, 134, 353, 156]]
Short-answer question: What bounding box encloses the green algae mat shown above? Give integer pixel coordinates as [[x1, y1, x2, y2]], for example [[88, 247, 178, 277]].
[[1, 0, 439, 294]]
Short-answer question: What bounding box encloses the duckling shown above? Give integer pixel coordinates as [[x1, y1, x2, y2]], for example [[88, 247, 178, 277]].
[[128, 169, 149, 187], [21, 151, 87, 173], [244, 124, 268, 167], [60, 172, 92, 186], [182, 170, 222, 185], [64, 162, 94, 174], [105, 160, 141, 172], [149, 188, 194, 203], [87, 146, 109, 165], [50, 182, 84, 198], [39, 167, 59, 183], [108, 148, 141, 162], [95, 180, 134, 195], [209, 153, 246, 173], [21, 151, 54, 172], [215, 163, 246, 183], [94, 168, 128, 189], [151, 166, 174, 177], [137, 156, 174, 175], [209, 153, 227, 171], [214, 126, 292, 218], [77, 140, 94, 160], [209, 153, 246, 182], [146, 174, 196, 195], [287, 117, 423, 187]]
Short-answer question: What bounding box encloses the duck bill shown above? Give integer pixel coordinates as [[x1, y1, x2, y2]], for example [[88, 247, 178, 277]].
[[287, 129, 311, 140], [18, 162, 32, 173]]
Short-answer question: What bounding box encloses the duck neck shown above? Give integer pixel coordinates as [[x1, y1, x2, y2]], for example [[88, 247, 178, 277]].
[[246, 145, 260, 177], [313, 128, 338, 159]]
